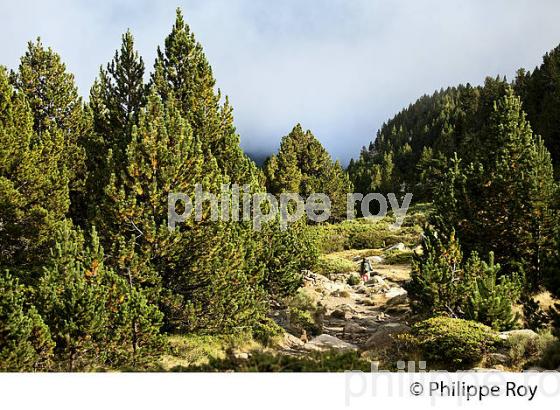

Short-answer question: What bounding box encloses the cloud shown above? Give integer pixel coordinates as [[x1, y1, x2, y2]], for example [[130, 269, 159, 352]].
[[2, 0, 560, 164]]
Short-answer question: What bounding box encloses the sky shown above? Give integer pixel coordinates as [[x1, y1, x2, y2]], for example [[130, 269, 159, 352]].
[[2, 0, 560, 164]]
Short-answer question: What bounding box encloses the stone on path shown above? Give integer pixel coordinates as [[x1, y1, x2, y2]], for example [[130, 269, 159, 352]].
[[364, 323, 411, 349], [304, 334, 358, 352]]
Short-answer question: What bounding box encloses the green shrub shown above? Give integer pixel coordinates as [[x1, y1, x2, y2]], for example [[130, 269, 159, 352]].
[[384, 250, 414, 265], [285, 289, 324, 336], [288, 307, 321, 335], [315, 255, 356, 275], [252, 317, 285, 346], [505, 330, 556, 370], [310, 216, 423, 254], [347, 274, 361, 286], [410, 317, 500, 370], [0, 271, 54, 371], [407, 228, 522, 330], [540, 339, 560, 370]]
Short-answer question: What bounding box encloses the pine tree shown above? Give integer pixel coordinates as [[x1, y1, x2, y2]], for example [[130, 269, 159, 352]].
[[432, 88, 557, 284], [515, 44, 560, 174], [34, 221, 163, 371], [0, 66, 69, 271], [99, 90, 266, 332], [258, 219, 318, 298], [408, 228, 521, 330], [87, 31, 147, 215], [12, 39, 87, 219], [0, 270, 54, 371], [264, 124, 353, 221], [151, 8, 259, 185]]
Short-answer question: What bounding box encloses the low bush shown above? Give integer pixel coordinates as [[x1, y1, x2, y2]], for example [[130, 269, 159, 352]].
[[315, 255, 356, 275], [347, 274, 361, 286], [505, 330, 556, 370], [288, 307, 321, 336], [408, 317, 500, 370], [252, 317, 285, 346], [284, 289, 324, 336], [384, 250, 414, 265], [539, 339, 560, 370]]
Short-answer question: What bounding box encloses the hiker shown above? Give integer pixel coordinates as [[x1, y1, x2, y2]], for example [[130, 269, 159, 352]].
[[360, 257, 372, 282]]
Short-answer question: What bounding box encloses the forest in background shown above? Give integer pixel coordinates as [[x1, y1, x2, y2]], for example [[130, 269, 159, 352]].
[[1, 8, 560, 371]]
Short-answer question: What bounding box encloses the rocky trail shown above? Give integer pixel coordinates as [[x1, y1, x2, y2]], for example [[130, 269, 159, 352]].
[[272, 249, 414, 355]]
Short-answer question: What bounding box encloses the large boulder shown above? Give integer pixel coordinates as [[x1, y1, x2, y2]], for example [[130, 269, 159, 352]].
[[304, 334, 358, 352], [275, 332, 306, 350], [385, 287, 408, 305], [370, 256, 384, 264], [364, 323, 411, 349], [485, 353, 509, 366]]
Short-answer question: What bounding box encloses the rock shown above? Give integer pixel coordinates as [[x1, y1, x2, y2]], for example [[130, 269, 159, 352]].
[[364, 323, 411, 349], [499, 329, 539, 341], [385, 242, 406, 252], [330, 308, 350, 320], [370, 256, 384, 264], [385, 287, 408, 305], [485, 353, 509, 366], [330, 289, 350, 298], [366, 275, 388, 288], [343, 322, 367, 334], [384, 305, 411, 315], [230, 350, 250, 360], [355, 285, 367, 294], [304, 334, 358, 352], [275, 332, 306, 350]]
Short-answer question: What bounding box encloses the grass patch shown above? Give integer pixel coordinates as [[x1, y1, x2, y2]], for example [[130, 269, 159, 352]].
[[179, 350, 372, 372], [160, 333, 259, 370]]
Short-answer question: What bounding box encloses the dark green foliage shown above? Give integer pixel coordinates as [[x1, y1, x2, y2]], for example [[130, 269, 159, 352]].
[[264, 124, 353, 222], [0, 66, 69, 271], [34, 222, 164, 371], [87, 31, 147, 216], [522, 296, 551, 331], [432, 89, 557, 284], [515, 45, 560, 175], [258, 219, 318, 298], [12, 39, 88, 224], [409, 317, 500, 370], [0, 271, 54, 371], [347, 274, 361, 286], [408, 228, 521, 330], [348, 78, 510, 201], [151, 9, 259, 186]]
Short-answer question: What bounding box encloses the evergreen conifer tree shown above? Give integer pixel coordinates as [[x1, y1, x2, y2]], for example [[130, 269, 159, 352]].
[[12, 39, 87, 223], [0, 271, 54, 371], [0, 66, 69, 271], [432, 88, 557, 284]]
